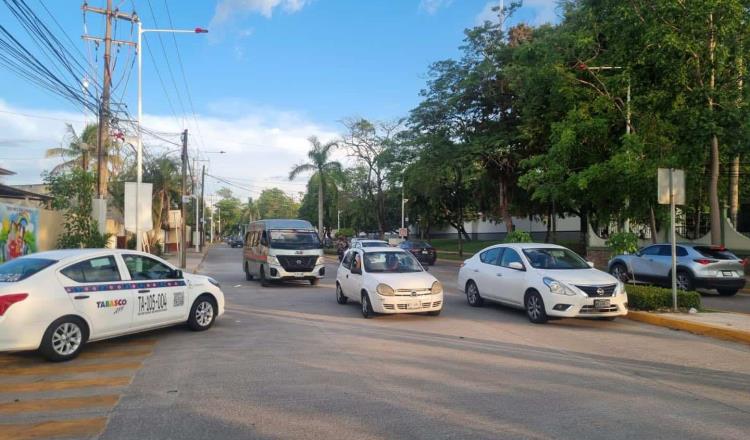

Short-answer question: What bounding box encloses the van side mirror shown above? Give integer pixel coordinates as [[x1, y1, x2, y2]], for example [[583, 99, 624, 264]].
[[508, 261, 525, 271], [260, 237, 268, 247]]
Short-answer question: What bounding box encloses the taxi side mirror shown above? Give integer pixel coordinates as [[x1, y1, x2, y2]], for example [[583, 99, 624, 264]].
[[171, 269, 184, 279]]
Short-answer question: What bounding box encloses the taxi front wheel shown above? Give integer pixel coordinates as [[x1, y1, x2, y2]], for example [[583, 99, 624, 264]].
[[40, 316, 88, 362], [188, 295, 217, 331]]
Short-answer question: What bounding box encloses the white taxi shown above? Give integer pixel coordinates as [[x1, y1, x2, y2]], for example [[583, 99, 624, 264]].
[[0, 249, 225, 361], [336, 247, 443, 318]]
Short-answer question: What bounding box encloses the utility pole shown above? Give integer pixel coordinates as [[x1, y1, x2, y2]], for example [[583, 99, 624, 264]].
[[194, 160, 200, 252], [82, 2, 137, 234], [180, 129, 188, 269], [200, 165, 206, 247]]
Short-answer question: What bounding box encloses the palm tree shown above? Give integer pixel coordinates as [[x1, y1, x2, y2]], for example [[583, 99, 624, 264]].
[[46, 124, 97, 173], [289, 136, 341, 238]]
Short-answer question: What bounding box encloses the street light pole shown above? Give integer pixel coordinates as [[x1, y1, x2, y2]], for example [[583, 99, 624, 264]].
[[135, 22, 208, 252]]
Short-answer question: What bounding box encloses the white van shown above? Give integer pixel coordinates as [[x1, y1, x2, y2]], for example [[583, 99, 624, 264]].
[[243, 219, 325, 286]]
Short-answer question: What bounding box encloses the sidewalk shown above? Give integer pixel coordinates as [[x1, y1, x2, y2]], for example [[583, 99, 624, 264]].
[[164, 246, 209, 273], [626, 311, 750, 345]]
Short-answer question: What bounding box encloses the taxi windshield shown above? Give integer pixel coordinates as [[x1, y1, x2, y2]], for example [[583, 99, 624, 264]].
[[363, 252, 422, 273], [0, 258, 57, 282]]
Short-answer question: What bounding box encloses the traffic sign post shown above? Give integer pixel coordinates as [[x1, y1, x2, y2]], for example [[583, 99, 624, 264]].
[[658, 168, 685, 311]]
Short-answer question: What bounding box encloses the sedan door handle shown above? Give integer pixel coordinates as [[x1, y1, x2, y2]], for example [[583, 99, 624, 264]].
[[74, 295, 90, 300], [138, 289, 150, 294], [496, 273, 503, 277], [473, 269, 479, 273]]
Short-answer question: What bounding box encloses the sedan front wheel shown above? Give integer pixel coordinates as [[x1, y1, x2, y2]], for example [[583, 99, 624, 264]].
[[188, 296, 217, 331], [525, 291, 548, 324]]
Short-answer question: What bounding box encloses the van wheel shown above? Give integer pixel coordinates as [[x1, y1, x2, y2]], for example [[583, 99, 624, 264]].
[[260, 266, 270, 287], [39, 317, 87, 362], [244, 263, 253, 281]]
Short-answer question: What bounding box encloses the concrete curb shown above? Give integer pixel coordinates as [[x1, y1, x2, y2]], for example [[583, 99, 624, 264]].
[[625, 311, 750, 345]]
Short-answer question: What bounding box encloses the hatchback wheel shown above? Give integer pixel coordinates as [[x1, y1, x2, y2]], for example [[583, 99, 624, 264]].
[[40, 317, 86, 362], [361, 292, 374, 319], [466, 281, 484, 307], [525, 291, 548, 324], [675, 270, 694, 291], [336, 283, 348, 304], [188, 296, 216, 331]]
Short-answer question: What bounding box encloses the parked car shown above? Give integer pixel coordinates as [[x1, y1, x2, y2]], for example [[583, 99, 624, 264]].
[[229, 237, 244, 248], [608, 244, 747, 296], [243, 219, 325, 286], [0, 249, 225, 361], [458, 243, 627, 324], [336, 247, 443, 318], [398, 240, 437, 265], [353, 240, 390, 249]]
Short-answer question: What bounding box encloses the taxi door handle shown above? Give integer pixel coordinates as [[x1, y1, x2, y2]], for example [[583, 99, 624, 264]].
[[473, 269, 479, 273], [138, 289, 150, 293], [74, 295, 89, 300], [496, 273, 503, 277]]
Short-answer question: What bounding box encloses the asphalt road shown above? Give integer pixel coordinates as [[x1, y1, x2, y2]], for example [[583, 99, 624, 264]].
[[700, 290, 750, 314], [100, 245, 750, 440]]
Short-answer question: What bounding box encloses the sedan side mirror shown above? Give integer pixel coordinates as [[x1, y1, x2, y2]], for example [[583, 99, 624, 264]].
[[587, 261, 595, 268], [508, 261, 525, 271]]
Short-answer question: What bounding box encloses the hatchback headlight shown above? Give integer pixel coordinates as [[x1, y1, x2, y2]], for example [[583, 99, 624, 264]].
[[316, 256, 325, 265], [376, 283, 395, 296], [543, 277, 576, 296], [431, 281, 443, 295], [267, 255, 279, 265]]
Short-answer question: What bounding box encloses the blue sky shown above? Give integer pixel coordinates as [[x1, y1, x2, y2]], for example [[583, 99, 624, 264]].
[[0, 0, 560, 196]]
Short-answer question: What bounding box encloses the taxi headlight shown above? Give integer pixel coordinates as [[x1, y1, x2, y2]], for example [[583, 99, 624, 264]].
[[376, 283, 395, 296], [267, 255, 279, 265], [431, 281, 443, 295], [543, 277, 576, 296], [316, 256, 325, 265]]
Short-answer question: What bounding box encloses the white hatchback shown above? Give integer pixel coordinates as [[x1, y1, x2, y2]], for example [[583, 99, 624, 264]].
[[336, 247, 443, 318], [0, 249, 225, 361], [458, 243, 627, 323]]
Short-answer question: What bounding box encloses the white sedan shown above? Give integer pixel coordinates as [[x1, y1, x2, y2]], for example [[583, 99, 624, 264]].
[[336, 247, 443, 318], [0, 249, 225, 361], [458, 243, 627, 323]]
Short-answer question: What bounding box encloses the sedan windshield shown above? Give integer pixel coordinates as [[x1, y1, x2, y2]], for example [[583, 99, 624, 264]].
[[523, 248, 589, 270], [269, 230, 321, 250], [0, 258, 57, 282], [363, 252, 423, 273]]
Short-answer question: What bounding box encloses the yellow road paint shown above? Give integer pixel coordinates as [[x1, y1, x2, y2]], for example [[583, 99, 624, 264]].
[[0, 394, 119, 414], [0, 417, 107, 440], [0, 376, 131, 394], [0, 361, 141, 377]]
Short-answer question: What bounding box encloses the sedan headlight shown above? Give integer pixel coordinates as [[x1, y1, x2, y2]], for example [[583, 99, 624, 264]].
[[431, 281, 443, 295], [316, 256, 325, 265], [376, 283, 395, 296], [207, 277, 221, 288], [267, 255, 279, 265], [543, 277, 576, 296], [614, 281, 625, 297]]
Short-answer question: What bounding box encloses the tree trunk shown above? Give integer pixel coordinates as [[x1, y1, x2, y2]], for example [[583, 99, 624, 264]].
[[709, 134, 721, 244], [545, 204, 551, 243], [318, 175, 324, 240], [499, 178, 513, 232], [579, 208, 588, 250], [729, 155, 740, 226], [551, 199, 557, 243], [650, 204, 658, 244]]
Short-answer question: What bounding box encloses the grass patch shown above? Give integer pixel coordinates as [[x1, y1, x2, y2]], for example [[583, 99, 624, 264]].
[[625, 284, 702, 311], [429, 238, 498, 256]]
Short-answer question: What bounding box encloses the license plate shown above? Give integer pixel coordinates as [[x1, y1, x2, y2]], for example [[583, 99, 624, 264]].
[[422, 250, 429, 254], [722, 271, 734, 277], [594, 299, 610, 309], [295, 272, 304, 277], [407, 301, 422, 310]]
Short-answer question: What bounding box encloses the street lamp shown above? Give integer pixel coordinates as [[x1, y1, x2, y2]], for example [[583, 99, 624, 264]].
[[135, 22, 208, 251]]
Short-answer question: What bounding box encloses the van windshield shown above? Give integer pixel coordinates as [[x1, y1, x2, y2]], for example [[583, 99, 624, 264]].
[[269, 230, 322, 250]]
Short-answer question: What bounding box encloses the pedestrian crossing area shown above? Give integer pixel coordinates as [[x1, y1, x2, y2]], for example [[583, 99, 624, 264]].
[[0, 337, 157, 440]]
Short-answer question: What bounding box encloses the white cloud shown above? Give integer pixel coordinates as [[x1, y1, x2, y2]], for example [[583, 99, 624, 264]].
[[419, 0, 453, 15], [0, 99, 339, 200], [211, 0, 311, 26], [476, 0, 559, 26]]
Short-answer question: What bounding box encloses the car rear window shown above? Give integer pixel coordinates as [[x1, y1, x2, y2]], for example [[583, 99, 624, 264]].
[[693, 246, 739, 260], [0, 258, 57, 282]]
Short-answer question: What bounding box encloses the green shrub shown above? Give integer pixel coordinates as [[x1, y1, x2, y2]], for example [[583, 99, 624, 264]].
[[625, 284, 701, 311], [335, 227, 355, 238], [504, 230, 532, 243], [605, 231, 638, 255]]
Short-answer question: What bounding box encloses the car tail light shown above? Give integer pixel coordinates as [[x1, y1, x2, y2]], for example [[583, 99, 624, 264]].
[[0, 293, 28, 316], [693, 258, 718, 265]]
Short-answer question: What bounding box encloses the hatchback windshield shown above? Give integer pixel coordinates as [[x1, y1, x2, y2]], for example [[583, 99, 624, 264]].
[[523, 248, 589, 270], [0, 258, 57, 282], [269, 230, 321, 250], [363, 252, 422, 273]]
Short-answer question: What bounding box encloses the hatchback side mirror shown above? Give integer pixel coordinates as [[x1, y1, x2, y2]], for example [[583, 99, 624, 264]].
[[508, 261, 525, 271]]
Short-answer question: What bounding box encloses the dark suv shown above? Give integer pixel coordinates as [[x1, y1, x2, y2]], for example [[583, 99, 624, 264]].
[[398, 240, 437, 265]]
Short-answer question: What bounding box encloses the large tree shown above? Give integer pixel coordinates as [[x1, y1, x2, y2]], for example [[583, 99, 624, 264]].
[[289, 136, 341, 239]]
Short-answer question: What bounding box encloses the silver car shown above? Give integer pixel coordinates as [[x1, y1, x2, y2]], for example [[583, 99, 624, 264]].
[[608, 244, 746, 296]]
